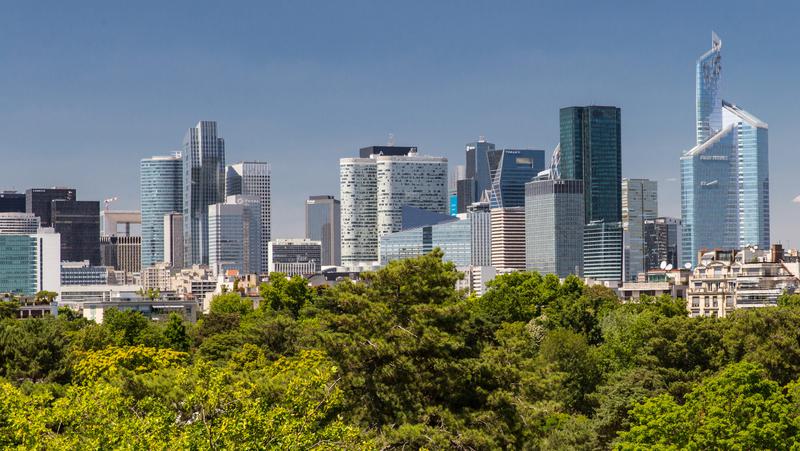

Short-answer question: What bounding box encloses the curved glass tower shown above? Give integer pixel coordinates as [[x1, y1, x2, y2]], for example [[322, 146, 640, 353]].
[[140, 154, 183, 268], [681, 33, 770, 266]]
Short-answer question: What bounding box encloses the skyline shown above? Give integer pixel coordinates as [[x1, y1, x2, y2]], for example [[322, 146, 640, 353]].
[[2, 2, 799, 245]]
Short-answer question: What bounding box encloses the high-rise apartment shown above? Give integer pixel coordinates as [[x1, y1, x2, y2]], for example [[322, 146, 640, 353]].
[[560, 105, 623, 280], [183, 121, 226, 266], [490, 207, 526, 272], [681, 33, 770, 265], [140, 154, 182, 268], [525, 179, 584, 278], [51, 200, 100, 265], [340, 149, 448, 267], [622, 178, 658, 281], [487, 148, 546, 208], [226, 162, 271, 271], [208, 195, 261, 276], [26, 188, 76, 227], [305, 195, 340, 266]]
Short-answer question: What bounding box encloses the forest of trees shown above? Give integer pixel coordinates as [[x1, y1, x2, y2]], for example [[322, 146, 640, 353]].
[[3, 249, 800, 449]]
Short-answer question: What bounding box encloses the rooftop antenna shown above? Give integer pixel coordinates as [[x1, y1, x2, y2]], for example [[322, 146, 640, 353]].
[[387, 133, 395, 146], [103, 197, 118, 211]]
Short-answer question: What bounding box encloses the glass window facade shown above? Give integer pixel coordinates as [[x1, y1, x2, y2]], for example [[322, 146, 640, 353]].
[[488, 149, 546, 209], [140, 155, 182, 268], [379, 217, 471, 267], [0, 235, 37, 294], [525, 179, 584, 278], [51, 200, 100, 265]]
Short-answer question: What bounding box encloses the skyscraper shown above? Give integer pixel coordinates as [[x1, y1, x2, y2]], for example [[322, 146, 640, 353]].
[[26, 188, 76, 227], [140, 154, 183, 268], [560, 105, 623, 280], [0, 192, 25, 213], [0, 230, 60, 295], [340, 149, 448, 267], [51, 200, 101, 265], [183, 121, 226, 266], [208, 195, 261, 275], [525, 179, 584, 278], [467, 200, 491, 266], [681, 33, 770, 265], [644, 217, 681, 271], [560, 106, 622, 223], [305, 195, 340, 266], [465, 138, 496, 199], [487, 148, 546, 208], [226, 161, 271, 272], [0, 213, 40, 234], [491, 207, 526, 272], [622, 178, 658, 281], [163, 212, 184, 269]]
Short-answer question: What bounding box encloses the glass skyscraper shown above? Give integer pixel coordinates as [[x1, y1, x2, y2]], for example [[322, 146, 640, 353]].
[[51, 200, 100, 265], [681, 34, 770, 265], [305, 195, 340, 266], [525, 179, 584, 278], [559, 106, 622, 224], [487, 148, 545, 208], [183, 121, 226, 266], [465, 138, 496, 201], [140, 154, 183, 268], [226, 161, 271, 272]]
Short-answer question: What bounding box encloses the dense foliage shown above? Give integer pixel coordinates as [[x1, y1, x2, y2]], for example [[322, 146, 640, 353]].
[[3, 250, 800, 448]]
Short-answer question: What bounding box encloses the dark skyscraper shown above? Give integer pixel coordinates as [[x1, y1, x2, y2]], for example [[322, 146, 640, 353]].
[[52, 200, 101, 264], [559, 106, 622, 223], [487, 148, 546, 208], [0, 192, 25, 213], [359, 145, 416, 158], [305, 195, 341, 266], [465, 138, 496, 200], [26, 188, 77, 227]]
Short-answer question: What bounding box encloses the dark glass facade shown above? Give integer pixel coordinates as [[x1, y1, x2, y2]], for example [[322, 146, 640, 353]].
[[305, 195, 341, 266], [488, 149, 546, 208], [26, 188, 76, 227], [644, 218, 680, 271], [456, 178, 476, 214], [52, 200, 100, 265], [0, 192, 25, 213], [559, 106, 622, 223], [465, 140, 496, 201], [359, 146, 415, 158]]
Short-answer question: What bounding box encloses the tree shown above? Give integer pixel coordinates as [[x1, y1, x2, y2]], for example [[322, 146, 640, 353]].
[[103, 309, 153, 346], [260, 272, 315, 316], [617, 361, 796, 449], [34, 290, 58, 305], [209, 292, 252, 316], [0, 301, 18, 320], [163, 313, 190, 352]]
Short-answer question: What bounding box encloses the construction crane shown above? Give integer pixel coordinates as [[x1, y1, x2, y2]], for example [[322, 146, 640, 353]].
[[103, 197, 118, 211]]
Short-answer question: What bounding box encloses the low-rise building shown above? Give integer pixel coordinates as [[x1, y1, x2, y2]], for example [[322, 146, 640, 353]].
[[687, 245, 800, 317], [619, 269, 690, 301]]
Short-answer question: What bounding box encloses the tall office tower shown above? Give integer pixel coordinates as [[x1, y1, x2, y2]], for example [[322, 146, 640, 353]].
[[622, 178, 658, 281], [26, 188, 76, 227], [140, 154, 183, 268], [340, 150, 448, 267], [491, 207, 526, 271], [163, 212, 184, 269], [465, 138, 496, 199], [0, 213, 40, 234], [376, 154, 448, 237], [488, 148, 546, 208], [468, 201, 491, 266], [183, 121, 226, 266], [226, 162, 272, 271], [208, 195, 261, 275], [100, 236, 141, 273], [0, 192, 25, 213], [305, 195, 341, 266], [51, 200, 100, 265], [525, 179, 585, 278], [583, 220, 623, 281], [456, 179, 477, 214], [0, 230, 60, 295], [448, 165, 465, 216], [681, 33, 770, 265], [644, 217, 681, 271], [268, 239, 322, 277], [340, 157, 377, 266], [560, 105, 623, 280]]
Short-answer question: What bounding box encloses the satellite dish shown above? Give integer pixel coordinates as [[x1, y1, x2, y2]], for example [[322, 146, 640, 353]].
[[684, 262, 692, 269], [665, 264, 673, 271], [659, 261, 667, 270]]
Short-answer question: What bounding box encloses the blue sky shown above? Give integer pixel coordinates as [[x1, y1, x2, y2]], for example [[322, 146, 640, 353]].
[[2, 1, 799, 245]]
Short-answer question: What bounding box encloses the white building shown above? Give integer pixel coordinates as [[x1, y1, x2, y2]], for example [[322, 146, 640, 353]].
[[0, 213, 40, 234], [340, 151, 448, 268], [622, 178, 658, 281], [163, 212, 184, 269], [268, 238, 322, 277], [491, 207, 526, 272], [468, 201, 491, 266], [226, 162, 271, 272]]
